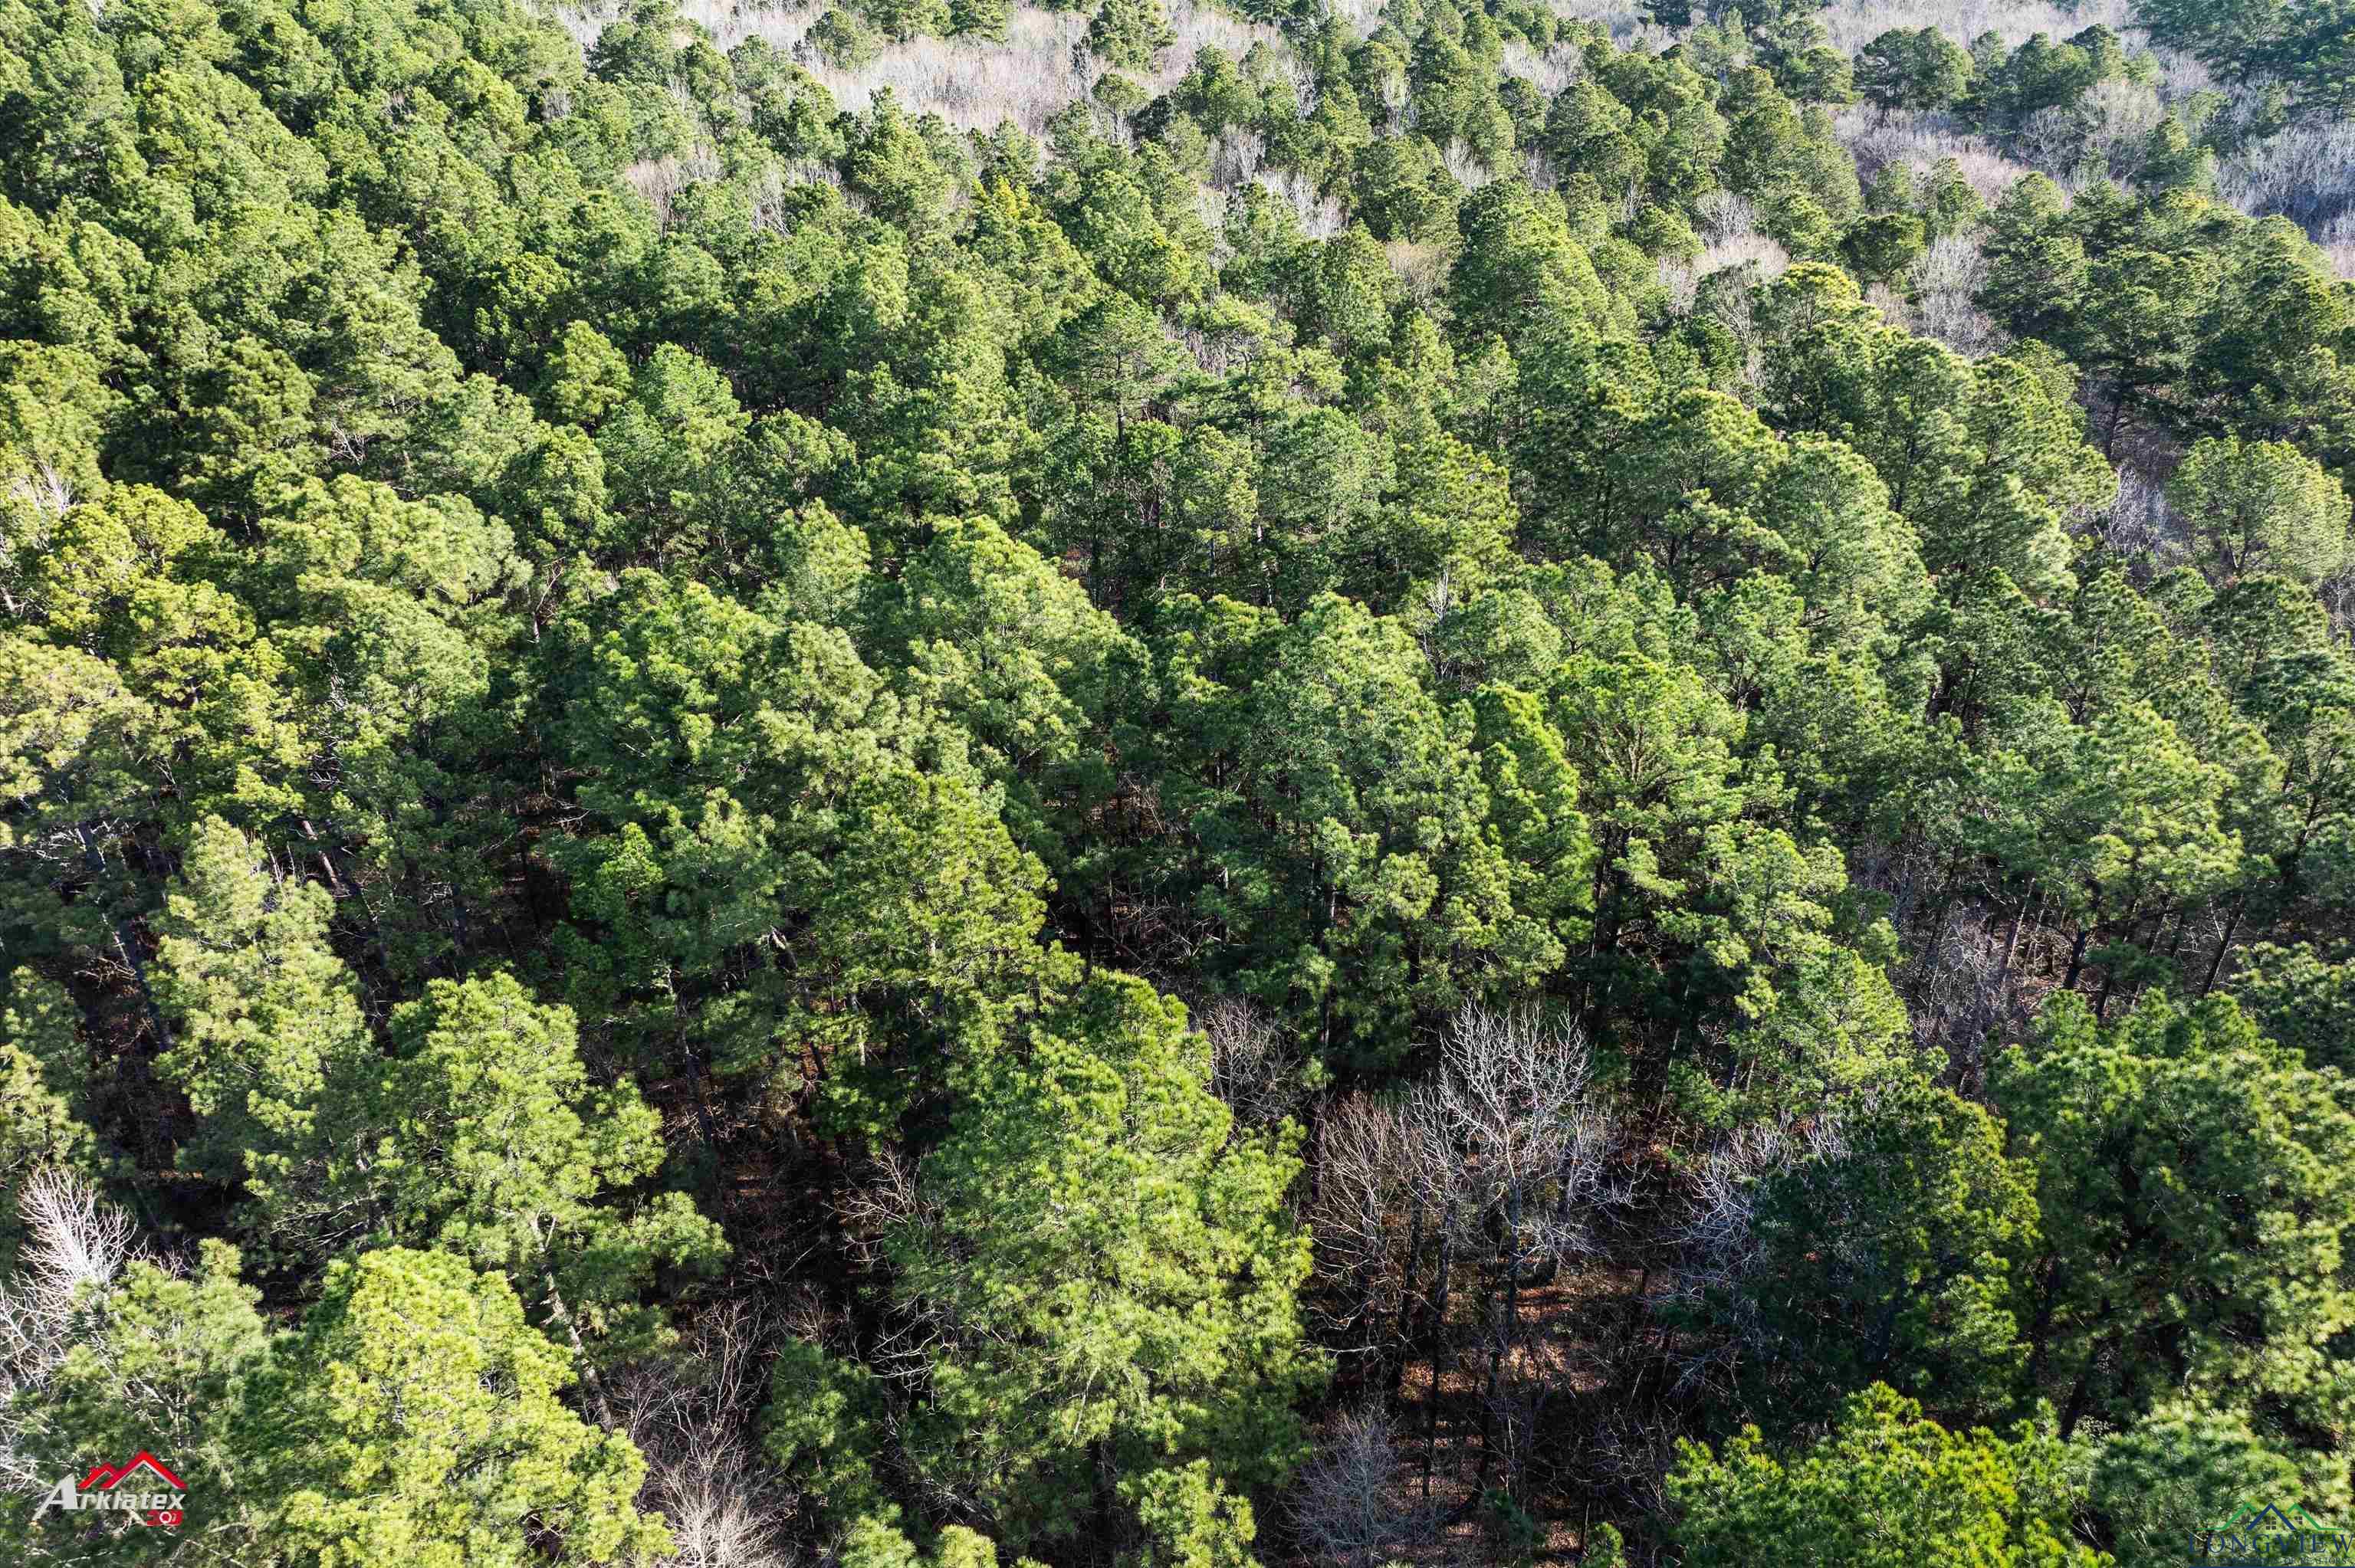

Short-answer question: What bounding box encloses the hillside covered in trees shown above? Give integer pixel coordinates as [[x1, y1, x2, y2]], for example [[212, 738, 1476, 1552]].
[[2, 0, 2353, 1560]]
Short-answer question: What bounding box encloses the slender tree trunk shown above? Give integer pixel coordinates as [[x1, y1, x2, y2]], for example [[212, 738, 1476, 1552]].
[[1092, 1438, 1118, 1547], [2201, 891, 2248, 996], [2024, 1257, 2062, 1389], [1552, 1140, 1579, 1227], [543, 1265, 616, 1429], [75, 822, 173, 1051], [318, 822, 395, 987], [1391, 1194, 1425, 1403], [301, 820, 346, 895], [672, 989, 723, 1154], [1426, 1206, 1456, 1348], [1994, 884, 2035, 1001], [1421, 1212, 1455, 1504], [2102, 385, 2131, 458], [2062, 924, 2091, 992], [1618, 1265, 1650, 1357], [1475, 1186, 1523, 1493], [1916, 864, 1959, 979], [1306, 1084, 1326, 1209], [2057, 1334, 2110, 1443], [2094, 906, 2146, 1020]]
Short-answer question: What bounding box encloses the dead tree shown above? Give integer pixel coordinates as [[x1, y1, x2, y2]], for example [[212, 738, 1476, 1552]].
[[1290, 1402, 1444, 1568], [1409, 1005, 1620, 1501]]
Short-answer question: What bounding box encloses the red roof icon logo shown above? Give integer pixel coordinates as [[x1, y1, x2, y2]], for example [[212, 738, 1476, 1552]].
[[79, 1453, 184, 1492]]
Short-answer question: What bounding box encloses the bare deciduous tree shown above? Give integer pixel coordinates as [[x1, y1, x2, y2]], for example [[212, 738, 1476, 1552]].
[[1203, 996, 1307, 1130], [1311, 1093, 1417, 1376], [612, 1298, 800, 1568], [1291, 1402, 1442, 1568], [0, 1169, 143, 1492], [1409, 1005, 1622, 1496], [1570, 1399, 1683, 1545]]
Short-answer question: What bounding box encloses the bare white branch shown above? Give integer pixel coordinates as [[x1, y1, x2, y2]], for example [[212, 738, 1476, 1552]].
[[0, 1169, 146, 1492]]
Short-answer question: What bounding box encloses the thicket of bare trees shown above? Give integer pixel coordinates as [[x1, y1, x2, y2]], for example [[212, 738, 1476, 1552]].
[[1301, 1006, 1635, 1546]]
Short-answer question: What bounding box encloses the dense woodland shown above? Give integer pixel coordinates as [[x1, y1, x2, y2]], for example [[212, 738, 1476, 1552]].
[[1, 0, 2353, 1560]]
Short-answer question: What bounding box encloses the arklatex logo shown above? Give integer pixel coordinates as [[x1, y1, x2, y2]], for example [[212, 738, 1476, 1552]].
[[34, 1452, 186, 1527]]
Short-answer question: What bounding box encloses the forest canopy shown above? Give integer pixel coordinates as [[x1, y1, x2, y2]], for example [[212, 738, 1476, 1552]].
[[1, 0, 2352, 1562]]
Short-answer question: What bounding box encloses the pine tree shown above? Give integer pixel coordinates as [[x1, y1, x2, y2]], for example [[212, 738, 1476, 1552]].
[[151, 816, 372, 1192]]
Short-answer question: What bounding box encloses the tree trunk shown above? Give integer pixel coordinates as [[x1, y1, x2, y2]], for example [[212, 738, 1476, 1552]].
[[2094, 907, 2146, 1020], [1426, 1202, 1456, 1349], [1475, 1186, 1523, 1493], [2057, 1338, 2107, 1442], [1618, 1265, 1650, 1357], [75, 822, 173, 1052], [542, 1265, 616, 1429], [1995, 897, 2025, 991], [1391, 1194, 1425, 1403], [2201, 891, 2247, 996], [1421, 1213, 1455, 1504], [2102, 385, 2131, 458], [2024, 1257, 2061, 1389], [1916, 864, 1959, 980]]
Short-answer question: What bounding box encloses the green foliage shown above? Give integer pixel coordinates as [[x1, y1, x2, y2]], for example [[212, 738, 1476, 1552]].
[[536, 568, 1046, 1091], [1856, 27, 1973, 113], [810, 7, 885, 68], [1087, 0, 1177, 72], [1668, 1384, 2103, 1567], [1733, 1082, 2036, 1427], [1, 0, 2351, 1560], [843, 1517, 1020, 1568], [2170, 435, 2353, 586], [873, 973, 1321, 1552], [1997, 993, 2355, 1449], [2089, 1402, 2338, 1568], [2233, 943, 2355, 1074], [248, 1246, 671, 1566], [1094, 71, 1151, 118], [15, 1238, 666, 1566], [767, 1337, 891, 1510], [152, 815, 373, 1189], [1840, 210, 1925, 288], [1447, 181, 1621, 349], [0, 970, 94, 1256], [2135, 0, 2355, 116], [11, 1239, 272, 1565], [1136, 592, 1587, 1065], [334, 973, 726, 1348]]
